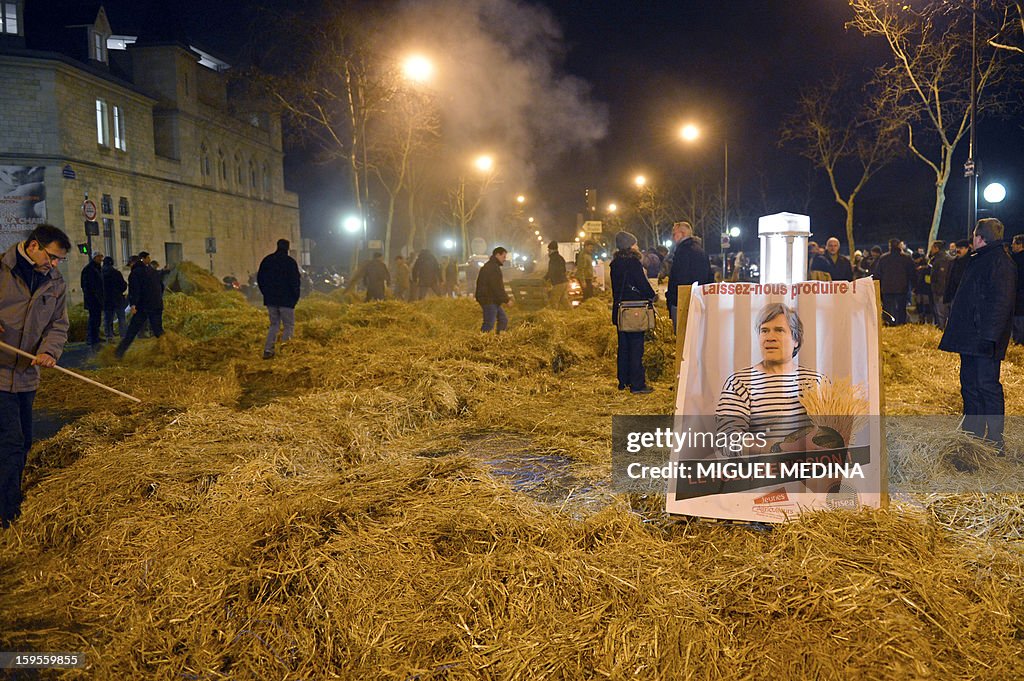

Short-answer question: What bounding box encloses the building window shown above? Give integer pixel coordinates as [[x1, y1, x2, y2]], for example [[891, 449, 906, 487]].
[[218, 149, 227, 184], [102, 218, 115, 263], [168, 204, 175, 233], [101, 194, 113, 214], [235, 154, 243, 187], [200, 142, 210, 180], [93, 31, 105, 62], [113, 105, 126, 151], [96, 99, 109, 146], [1, 2, 19, 34], [118, 197, 129, 216], [249, 161, 257, 190], [120, 221, 132, 264], [262, 163, 271, 197]]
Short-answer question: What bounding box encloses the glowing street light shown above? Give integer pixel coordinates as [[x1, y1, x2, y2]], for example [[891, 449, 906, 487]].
[[474, 154, 494, 173], [578, 230, 586, 238], [342, 215, 363, 234], [534, 230, 540, 235], [443, 238, 456, 250], [680, 123, 700, 141], [607, 203, 617, 213], [516, 194, 526, 204], [983, 182, 1006, 203], [729, 226, 741, 238], [634, 175, 647, 188], [528, 216, 535, 223], [402, 55, 433, 83]]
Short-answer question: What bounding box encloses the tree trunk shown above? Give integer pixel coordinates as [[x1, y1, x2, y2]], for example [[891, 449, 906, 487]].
[[927, 147, 955, 245], [405, 191, 417, 257], [844, 197, 856, 256]]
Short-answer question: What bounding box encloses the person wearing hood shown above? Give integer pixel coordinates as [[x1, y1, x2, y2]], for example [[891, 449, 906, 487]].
[[101, 256, 127, 341], [256, 239, 301, 360], [475, 247, 511, 333], [939, 218, 1017, 455], [80, 252, 104, 345], [611, 231, 657, 394]]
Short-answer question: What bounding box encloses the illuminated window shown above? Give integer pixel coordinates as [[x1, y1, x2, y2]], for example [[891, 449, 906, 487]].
[[95, 99, 109, 146], [1, 2, 19, 34], [113, 105, 126, 151]]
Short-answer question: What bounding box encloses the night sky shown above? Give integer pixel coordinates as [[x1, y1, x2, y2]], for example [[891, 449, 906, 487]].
[[98, 0, 1024, 259]]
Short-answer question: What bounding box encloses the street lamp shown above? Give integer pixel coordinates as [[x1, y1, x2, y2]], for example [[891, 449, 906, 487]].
[[680, 123, 729, 255], [402, 55, 434, 83], [634, 175, 647, 188], [607, 203, 617, 213], [474, 154, 494, 173], [729, 226, 741, 238], [342, 215, 362, 234], [516, 194, 526, 204], [983, 182, 1006, 203]]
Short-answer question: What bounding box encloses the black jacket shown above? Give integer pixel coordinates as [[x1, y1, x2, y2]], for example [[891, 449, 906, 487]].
[[944, 254, 970, 304], [874, 250, 916, 295], [544, 252, 567, 285], [101, 265, 127, 310], [929, 250, 953, 299], [128, 262, 164, 310], [257, 248, 301, 308], [363, 259, 390, 296], [610, 250, 656, 326], [1012, 250, 1024, 316], [939, 241, 1017, 360], [412, 251, 441, 287], [667, 238, 713, 307], [475, 256, 509, 305], [80, 261, 104, 311], [810, 253, 854, 281]]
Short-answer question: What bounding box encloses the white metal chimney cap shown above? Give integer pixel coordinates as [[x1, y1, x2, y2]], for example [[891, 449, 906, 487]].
[[758, 212, 811, 236]]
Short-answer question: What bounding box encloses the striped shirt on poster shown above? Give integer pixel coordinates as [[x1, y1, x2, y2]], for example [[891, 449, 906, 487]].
[[715, 366, 825, 440]]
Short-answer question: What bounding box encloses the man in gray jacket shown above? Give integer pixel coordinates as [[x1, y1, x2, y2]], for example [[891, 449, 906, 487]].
[[0, 224, 71, 527]]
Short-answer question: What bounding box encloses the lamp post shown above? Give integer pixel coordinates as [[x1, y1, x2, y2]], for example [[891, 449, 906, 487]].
[[965, 0, 978, 238], [680, 123, 729, 256]]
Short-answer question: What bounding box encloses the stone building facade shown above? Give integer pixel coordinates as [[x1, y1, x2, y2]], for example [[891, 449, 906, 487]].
[[0, 2, 300, 302]]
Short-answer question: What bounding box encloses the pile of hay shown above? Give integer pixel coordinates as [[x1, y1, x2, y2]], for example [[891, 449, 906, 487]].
[[164, 261, 224, 295], [2, 295, 1024, 678]]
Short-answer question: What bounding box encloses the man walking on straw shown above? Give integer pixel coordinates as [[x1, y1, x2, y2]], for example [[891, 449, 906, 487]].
[[475, 247, 511, 334], [939, 218, 1017, 456], [0, 223, 71, 528], [115, 251, 165, 358], [257, 239, 301, 360]]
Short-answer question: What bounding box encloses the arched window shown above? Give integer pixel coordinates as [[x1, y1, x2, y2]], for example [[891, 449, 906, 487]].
[[218, 149, 227, 184], [249, 160, 257, 191], [262, 162, 271, 197], [200, 142, 211, 180], [235, 153, 243, 187]]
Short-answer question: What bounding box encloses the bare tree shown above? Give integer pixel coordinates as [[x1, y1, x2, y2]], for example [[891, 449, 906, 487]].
[[849, 0, 1015, 244], [449, 170, 499, 260], [367, 87, 440, 262], [781, 73, 900, 254]]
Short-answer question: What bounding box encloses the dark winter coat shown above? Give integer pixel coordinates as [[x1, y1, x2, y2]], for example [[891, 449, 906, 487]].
[[80, 261, 104, 311], [1012, 250, 1024, 316], [642, 250, 662, 278], [363, 259, 390, 299], [939, 241, 1017, 361], [412, 251, 441, 287], [667, 237, 713, 307], [874, 250, 916, 295], [610, 250, 656, 326], [257, 248, 301, 308], [475, 256, 509, 305], [127, 261, 165, 311], [101, 264, 127, 311], [944, 254, 970, 304], [929, 250, 953, 300], [544, 251, 567, 285], [809, 253, 854, 282]]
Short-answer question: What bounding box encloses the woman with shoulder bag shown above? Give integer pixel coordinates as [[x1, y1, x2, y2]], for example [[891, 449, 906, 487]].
[[610, 231, 657, 394]]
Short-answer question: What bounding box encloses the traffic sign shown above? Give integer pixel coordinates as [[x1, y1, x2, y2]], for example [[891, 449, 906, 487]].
[[583, 220, 603, 234], [82, 199, 97, 221]]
